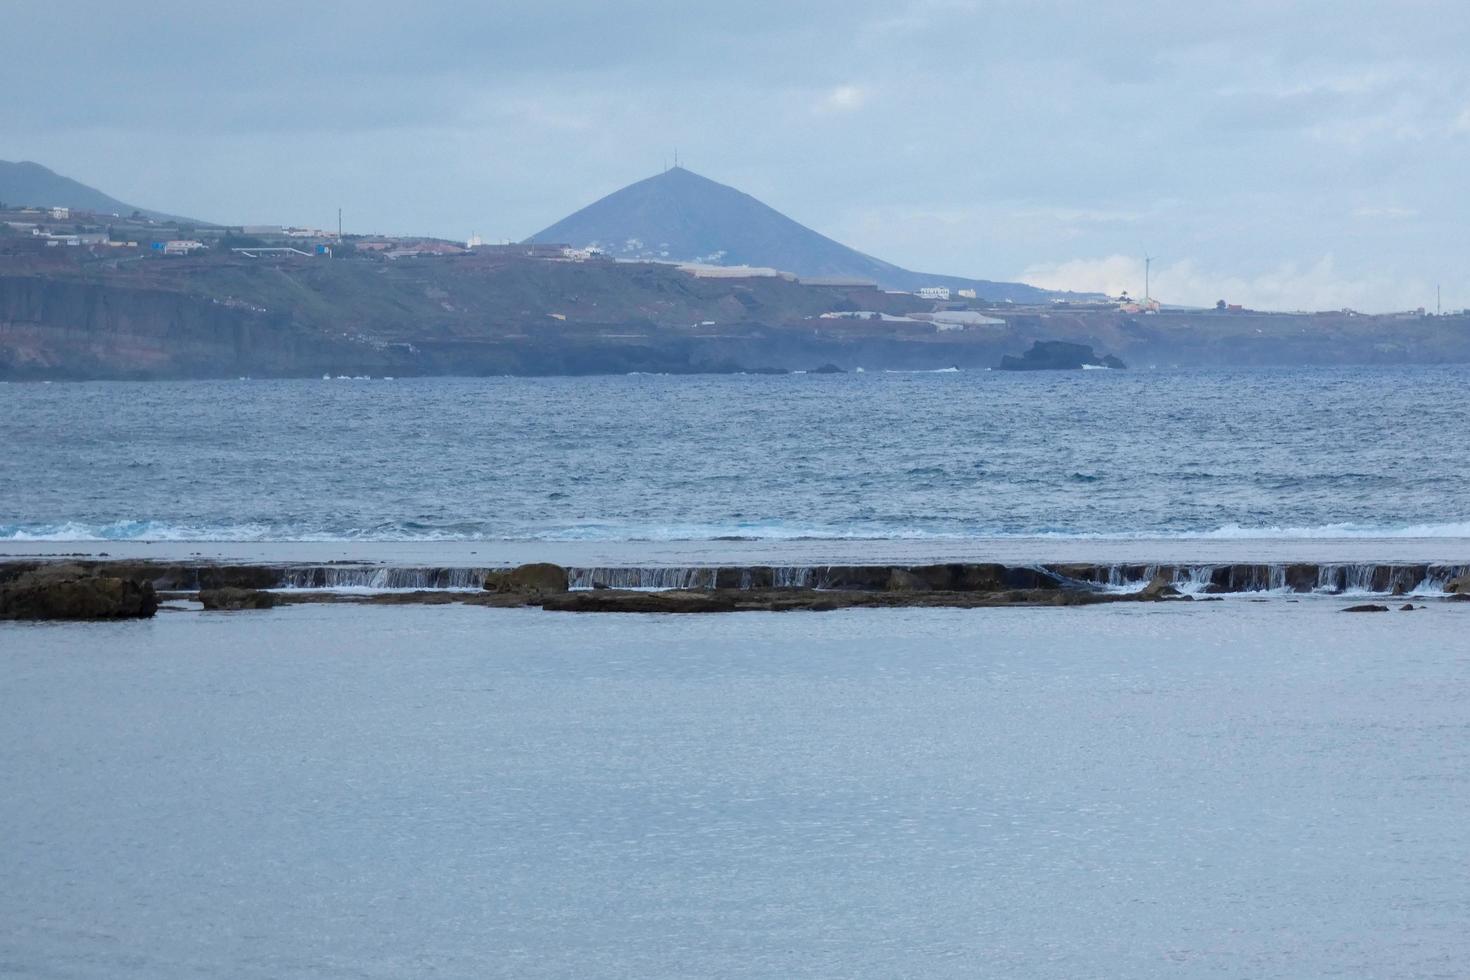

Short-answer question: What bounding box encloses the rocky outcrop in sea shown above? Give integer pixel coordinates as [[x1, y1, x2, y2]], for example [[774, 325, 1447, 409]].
[[998, 340, 1125, 371]]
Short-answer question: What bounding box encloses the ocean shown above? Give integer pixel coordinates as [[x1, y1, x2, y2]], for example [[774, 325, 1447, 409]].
[[3, 602, 1467, 978], [4, 366, 1469, 977], [3, 366, 1469, 545]]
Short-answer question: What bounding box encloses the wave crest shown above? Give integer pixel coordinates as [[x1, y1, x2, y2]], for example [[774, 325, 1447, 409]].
[[4, 519, 1470, 543]]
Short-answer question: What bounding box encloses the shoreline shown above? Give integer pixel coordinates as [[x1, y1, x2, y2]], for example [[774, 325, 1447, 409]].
[[5, 555, 1467, 613]]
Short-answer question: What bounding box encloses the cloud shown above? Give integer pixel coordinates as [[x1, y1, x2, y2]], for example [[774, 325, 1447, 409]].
[[1351, 206, 1418, 219], [2, 0, 1468, 306], [1021, 254, 1433, 313], [815, 85, 869, 114]]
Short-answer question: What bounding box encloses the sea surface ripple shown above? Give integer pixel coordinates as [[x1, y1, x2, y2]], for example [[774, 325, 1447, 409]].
[[3, 366, 1468, 543]]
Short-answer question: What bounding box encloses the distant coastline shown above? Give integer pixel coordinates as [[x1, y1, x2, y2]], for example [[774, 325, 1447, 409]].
[[3, 247, 1469, 379]]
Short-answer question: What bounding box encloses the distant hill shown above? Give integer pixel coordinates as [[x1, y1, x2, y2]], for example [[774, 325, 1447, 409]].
[[0, 160, 201, 223], [528, 166, 1055, 301]]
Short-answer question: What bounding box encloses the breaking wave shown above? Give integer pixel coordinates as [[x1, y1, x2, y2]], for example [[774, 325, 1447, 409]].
[[4, 519, 1470, 543]]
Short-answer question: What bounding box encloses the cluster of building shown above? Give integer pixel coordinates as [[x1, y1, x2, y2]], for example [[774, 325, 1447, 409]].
[[1, 201, 603, 265], [0, 204, 215, 256], [0, 198, 642, 268], [914, 287, 979, 301]]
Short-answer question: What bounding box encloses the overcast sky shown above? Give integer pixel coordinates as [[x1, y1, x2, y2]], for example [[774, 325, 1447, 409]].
[[4, 1, 1468, 311]]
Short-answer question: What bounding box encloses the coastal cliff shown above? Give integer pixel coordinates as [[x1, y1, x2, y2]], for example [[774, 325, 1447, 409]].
[[4, 251, 1470, 378]]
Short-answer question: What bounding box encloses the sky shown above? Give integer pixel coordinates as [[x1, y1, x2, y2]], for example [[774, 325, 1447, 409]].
[[3, 0, 1468, 312]]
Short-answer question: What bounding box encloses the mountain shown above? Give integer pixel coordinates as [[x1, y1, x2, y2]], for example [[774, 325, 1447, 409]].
[[0, 160, 201, 223], [527, 166, 1052, 301]]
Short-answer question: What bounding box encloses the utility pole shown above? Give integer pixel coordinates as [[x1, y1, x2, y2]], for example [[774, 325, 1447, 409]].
[[1144, 253, 1153, 302], [1437, 284, 1441, 316], [337, 208, 343, 241]]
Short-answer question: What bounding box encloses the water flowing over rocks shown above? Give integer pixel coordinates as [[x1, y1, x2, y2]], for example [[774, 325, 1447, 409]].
[[4, 558, 1468, 614], [1136, 571, 1182, 600]]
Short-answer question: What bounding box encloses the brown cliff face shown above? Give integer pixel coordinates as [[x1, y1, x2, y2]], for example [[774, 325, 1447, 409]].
[[4, 251, 1470, 379], [0, 274, 395, 378]]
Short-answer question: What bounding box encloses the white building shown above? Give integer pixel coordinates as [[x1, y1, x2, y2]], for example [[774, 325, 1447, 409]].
[[956, 288, 977, 299], [49, 206, 70, 220], [916, 286, 951, 301]]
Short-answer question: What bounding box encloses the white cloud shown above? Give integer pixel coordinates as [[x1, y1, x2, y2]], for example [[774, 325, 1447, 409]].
[[1021, 253, 1433, 313], [1010, 205, 1146, 225], [815, 84, 868, 114], [1351, 205, 1418, 219]]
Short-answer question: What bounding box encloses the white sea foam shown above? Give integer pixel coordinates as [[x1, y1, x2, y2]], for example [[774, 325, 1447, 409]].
[[5, 519, 1470, 543]]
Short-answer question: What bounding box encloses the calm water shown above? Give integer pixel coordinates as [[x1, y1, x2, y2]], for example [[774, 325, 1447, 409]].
[[3, 366, 1470, 543], [2, 601, 1467, 978]]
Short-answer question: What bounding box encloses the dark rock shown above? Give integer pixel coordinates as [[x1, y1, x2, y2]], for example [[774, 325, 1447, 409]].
[[197, 566, 281, 590], [886, 568, 932, 592], [809, 363, 845, 374], [714, 566, 774, 590], [483, 563, 569, 594], [1136, 571, 1181, 600], [0, 566, 158, 620], [997, 340, 1126, 371], [198, 587, 276, 611], [814, 566, 890, 590], [1445, 573, 1470, 595], [892, 563, 1006, 591], [539, 590, 736, 613], [1047, 563, 1104, 585], [1000, 565, 1063, 590], [1342, 604, 1390, 613], [1284, 563, 1320, 593], [1399, 603, 1417, 611]]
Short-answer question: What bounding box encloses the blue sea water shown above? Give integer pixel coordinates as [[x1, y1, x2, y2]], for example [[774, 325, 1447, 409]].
[[3, 366, 1470, 544], [2, 602, 1467, 978], [6, 369, 1470, 978]]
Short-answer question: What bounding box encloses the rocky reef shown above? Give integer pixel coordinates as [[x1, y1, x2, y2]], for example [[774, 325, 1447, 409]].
[[998, 340, 1126, 371], [3, 558, 1466, 618], [198, 587, 276, 610], [0, 563, 157, 620]]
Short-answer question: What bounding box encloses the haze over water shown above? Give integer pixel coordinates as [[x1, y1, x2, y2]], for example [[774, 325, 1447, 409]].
[[4, 366, 1470, 546]]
